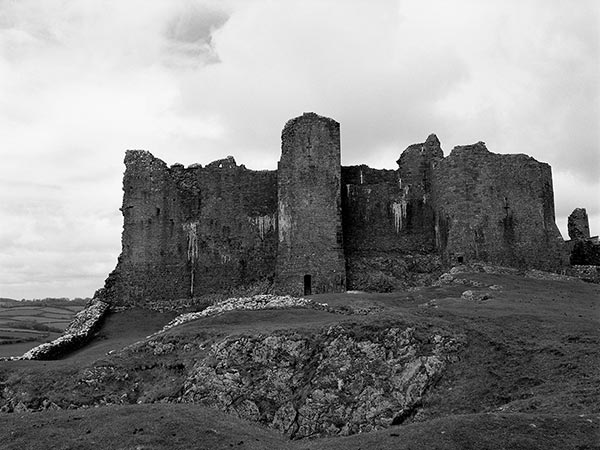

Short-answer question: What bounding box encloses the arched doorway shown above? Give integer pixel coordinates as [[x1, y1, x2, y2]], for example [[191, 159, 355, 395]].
[[304, 274, 312, 296]]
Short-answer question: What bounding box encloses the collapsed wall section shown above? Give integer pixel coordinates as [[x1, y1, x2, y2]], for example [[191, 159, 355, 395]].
[[567, 207, 600, 266], [395, 133, 443, 252], [432, 142, 567, 270], [341, 134, 443, 291], [568, 208, 591, 241], [96, 151, 277, 307], [275, 113, 346, 295], [341, 166, 403, 252]]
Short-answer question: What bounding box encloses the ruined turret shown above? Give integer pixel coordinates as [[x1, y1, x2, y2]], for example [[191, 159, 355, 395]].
[[275, 112, 346, 295], [568, 208, 591, 241], [568, 208, 600, 266]]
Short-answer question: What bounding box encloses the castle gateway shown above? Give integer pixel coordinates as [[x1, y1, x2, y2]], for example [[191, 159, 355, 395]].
[[97, 113, 566, 306]]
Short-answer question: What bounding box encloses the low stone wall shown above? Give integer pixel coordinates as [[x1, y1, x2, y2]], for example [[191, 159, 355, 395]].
[[153, 294, 333, 336], [567, 265, 600, 283], [19, 300, 110, 360]]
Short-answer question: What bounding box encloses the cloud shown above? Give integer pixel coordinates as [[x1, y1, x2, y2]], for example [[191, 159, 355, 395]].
[[0, 0, 231, 298], [554, 171, 600, 239], [0, 0, 598, 298], [165, 0, 470, 173], [164, 1, 229, 67]]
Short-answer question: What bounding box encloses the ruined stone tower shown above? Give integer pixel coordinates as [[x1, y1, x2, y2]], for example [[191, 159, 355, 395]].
[[568, 208, 590, 241], [275, 113, 346, 295]]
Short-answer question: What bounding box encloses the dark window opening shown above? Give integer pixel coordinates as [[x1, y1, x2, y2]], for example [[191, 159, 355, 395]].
[[304, 274, 312, 296], [457, 256, 464, 264], [156, 207, 161, 216]]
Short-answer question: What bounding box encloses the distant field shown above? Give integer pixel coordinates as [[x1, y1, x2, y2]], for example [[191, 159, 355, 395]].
[[0, 301, 84, 357]]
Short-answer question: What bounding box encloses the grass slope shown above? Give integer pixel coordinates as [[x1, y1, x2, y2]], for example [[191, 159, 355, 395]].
[[0, 404, 288, 450], [297, 413, 599, 450], [1, 406, 596, 450], [0, 271, 598, 449]]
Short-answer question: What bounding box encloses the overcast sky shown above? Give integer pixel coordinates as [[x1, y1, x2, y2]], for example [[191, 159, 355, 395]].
[[0, 0, 598, 299]]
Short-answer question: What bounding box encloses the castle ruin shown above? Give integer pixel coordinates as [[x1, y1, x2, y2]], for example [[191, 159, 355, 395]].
[[97, 112, 568, 306], [567, 208, 600, 266]]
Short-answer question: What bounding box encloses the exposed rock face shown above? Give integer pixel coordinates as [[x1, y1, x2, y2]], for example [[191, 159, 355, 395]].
[[0, 303, 464, 435], [181, 325, 463, 438], [568, 208, 591, 241]]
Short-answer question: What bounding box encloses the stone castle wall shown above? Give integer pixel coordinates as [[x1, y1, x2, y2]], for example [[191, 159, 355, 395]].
[[432, 143, 567, 270], [97, 113, 568, 306], [97, 151, 278, 306]]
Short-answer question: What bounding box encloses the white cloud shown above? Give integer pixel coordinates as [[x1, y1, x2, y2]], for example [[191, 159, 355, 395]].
[[0, 0, 598, 298]]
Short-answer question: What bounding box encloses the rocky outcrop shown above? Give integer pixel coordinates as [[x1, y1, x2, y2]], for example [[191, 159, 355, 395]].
[[19, 300, 109, 360], [346, 254, 442, 292], [0, 293, 465, 437], [180, 324, 464, 438]]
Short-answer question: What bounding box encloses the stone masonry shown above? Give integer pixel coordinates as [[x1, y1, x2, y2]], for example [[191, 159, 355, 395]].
[[432, 142, 566, 270], [568, 208, 591, 241], [96, 112, 569, 306], [276, 113, 346, 295], [567, 207, 600, 266]]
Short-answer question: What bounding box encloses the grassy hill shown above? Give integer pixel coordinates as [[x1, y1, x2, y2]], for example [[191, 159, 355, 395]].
[[0, 269, 598, 449]]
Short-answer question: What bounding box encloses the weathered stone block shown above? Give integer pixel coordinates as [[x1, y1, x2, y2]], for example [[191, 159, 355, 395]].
[[568, 208, 591, 241]]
